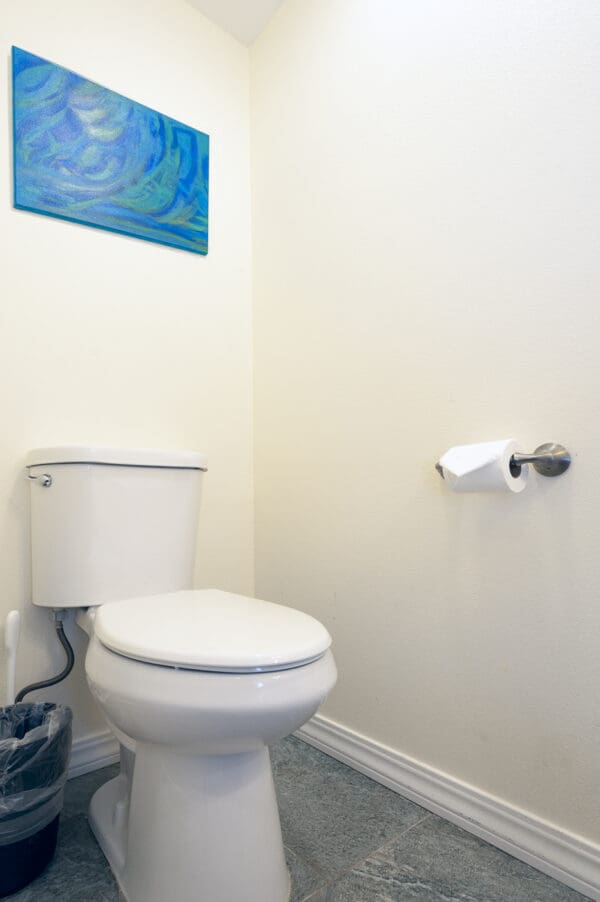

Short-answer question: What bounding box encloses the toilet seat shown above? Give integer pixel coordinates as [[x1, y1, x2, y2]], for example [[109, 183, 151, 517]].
[[94, 589, 332, 673]]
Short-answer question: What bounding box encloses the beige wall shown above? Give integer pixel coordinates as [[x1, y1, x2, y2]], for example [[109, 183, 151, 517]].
[[0, 0, 254, 737], [251, 0, 600, 845]]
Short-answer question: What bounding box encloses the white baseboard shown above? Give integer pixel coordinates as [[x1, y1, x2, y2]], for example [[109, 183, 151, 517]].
[[296, 714, 600, 901], [68, 729, 120, 779]]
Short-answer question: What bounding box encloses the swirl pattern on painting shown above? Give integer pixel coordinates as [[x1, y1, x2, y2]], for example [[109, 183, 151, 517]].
[[12, 47, 209, 254]]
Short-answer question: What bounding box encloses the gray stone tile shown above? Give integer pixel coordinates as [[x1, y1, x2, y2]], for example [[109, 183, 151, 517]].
[[10, 814, 119, 901], [313, 815, 592, 902], [285, 842, 329, 902], [307, 867, 450, 902], [62, 764, 120, 821], [271, 736, 427, 882]]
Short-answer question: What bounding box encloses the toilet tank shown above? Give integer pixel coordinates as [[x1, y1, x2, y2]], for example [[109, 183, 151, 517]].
[[26, 447, 207, 608]]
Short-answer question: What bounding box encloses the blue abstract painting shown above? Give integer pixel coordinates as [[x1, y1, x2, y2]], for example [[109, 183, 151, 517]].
[[12, 47, 209, 255]]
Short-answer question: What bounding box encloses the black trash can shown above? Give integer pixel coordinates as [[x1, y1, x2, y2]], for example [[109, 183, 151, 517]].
[[0, 703, 72, 897]]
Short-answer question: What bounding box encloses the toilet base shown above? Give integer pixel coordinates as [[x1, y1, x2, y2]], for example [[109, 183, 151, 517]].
[[89, 776, 128, 881], [89, 744, 290, 902]]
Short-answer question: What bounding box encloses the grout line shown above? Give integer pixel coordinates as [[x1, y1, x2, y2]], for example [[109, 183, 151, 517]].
[[360, 812, 433, 865], [299, 813, 432, 902], [301, 884, 330, 902]]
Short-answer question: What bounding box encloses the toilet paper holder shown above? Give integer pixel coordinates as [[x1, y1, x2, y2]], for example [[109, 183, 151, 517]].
[[509, 443, 571, 477], [436, 443, 571, 479]]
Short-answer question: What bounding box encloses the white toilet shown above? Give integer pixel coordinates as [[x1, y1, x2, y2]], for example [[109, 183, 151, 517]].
[[26, 447, 337, 902]]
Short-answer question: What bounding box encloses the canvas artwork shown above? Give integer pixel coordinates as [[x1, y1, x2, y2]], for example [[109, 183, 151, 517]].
[[12, 47, 209, 255]]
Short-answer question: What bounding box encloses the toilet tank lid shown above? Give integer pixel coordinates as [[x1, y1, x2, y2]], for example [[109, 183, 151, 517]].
[[25, 446, 207, 470]]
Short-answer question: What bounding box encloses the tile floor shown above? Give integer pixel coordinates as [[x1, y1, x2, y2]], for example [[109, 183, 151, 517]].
[[10, 736, 591, 901]]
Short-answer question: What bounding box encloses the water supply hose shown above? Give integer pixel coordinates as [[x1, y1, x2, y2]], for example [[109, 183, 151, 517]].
[[15, 610, 75, 703]]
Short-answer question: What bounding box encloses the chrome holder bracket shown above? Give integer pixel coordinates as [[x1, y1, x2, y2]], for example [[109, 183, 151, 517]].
[[510, 443, 571, 478]]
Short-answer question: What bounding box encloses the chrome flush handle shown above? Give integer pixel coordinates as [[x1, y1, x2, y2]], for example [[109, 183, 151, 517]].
[[27, 473, 53, 487]]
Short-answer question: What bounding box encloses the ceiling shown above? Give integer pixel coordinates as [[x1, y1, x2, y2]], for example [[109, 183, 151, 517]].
[[186, 0, 286, 45]]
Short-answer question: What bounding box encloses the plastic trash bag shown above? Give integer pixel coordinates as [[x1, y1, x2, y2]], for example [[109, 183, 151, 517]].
[[0, 703, 72, 838], [0, 703, 72, 895]]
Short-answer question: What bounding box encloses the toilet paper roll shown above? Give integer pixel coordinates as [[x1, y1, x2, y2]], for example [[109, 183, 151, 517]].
[[439, 439, 528, 493]]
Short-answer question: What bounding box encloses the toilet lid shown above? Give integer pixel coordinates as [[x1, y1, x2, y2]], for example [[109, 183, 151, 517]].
[[94, 589, 332, 673]]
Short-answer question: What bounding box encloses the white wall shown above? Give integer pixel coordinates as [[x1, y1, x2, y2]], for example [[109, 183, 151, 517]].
[[0, 0, 254, 738], [251, 0, 600, 846]]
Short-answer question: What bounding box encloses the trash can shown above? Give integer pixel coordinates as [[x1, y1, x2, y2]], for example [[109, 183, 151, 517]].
[[0, 703, 72, 897]]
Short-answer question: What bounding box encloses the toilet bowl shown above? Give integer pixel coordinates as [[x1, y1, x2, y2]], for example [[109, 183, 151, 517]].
[[26, 448, 337, 902], [83, 591, 336, 902]]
